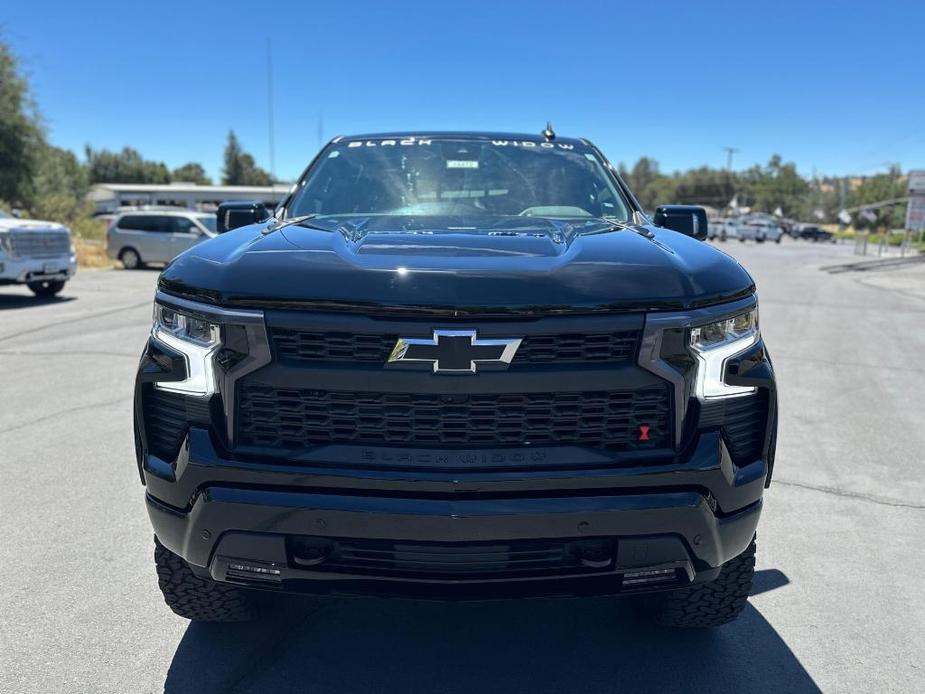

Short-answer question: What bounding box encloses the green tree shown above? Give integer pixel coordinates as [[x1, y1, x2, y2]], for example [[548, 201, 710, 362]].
[[84, 146, 171, 184], [619, 157, 676, 212], [846, 166, 907, 230], [0, 41, 43, 205], [222, 131, 245, 185], [171, 162, 212, 185], [34, 144, 89, 199], [673, 166, 735, 209], [738, 155, 809, 217], [221, 130, 273, 186]]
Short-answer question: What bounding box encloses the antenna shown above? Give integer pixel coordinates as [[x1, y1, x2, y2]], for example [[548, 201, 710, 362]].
[[266, 39, 276, 181], [542, 122, 556, 140]]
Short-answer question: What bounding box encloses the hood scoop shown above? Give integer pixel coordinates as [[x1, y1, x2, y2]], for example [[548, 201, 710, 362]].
[[281, 214, 598, 259], [352, 230, 567, 258]]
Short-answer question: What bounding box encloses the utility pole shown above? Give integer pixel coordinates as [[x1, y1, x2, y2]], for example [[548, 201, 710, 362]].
[[722, 147, 739, 217], [723, 146, 739, 171], [266, 39, 276, 181]]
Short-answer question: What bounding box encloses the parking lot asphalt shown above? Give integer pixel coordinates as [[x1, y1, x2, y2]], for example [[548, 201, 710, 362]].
[[1, 240, 924, 693]]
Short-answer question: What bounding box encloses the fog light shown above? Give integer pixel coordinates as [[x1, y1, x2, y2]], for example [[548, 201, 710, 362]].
[[228, 563, 281, 576], [623, 568, 677, 586], [225, 560, 284, 583]]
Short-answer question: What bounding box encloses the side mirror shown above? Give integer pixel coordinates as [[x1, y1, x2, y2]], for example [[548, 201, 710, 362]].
[[653, 205, 708, 241], [216, 201, 269, 233]]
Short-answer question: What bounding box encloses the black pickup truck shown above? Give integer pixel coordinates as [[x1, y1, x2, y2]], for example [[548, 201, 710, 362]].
[[136, 131, 776, 627]]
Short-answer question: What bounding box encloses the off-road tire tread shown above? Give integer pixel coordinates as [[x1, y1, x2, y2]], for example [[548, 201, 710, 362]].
[[154, 539, 254, 622], [654, 539, 756, 628]]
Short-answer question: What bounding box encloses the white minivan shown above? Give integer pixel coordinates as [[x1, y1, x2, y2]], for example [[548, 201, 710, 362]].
[[106, 210, 217, 269]]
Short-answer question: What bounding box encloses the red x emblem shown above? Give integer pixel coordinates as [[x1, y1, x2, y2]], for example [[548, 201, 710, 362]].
[[638, 425, 650, 442]]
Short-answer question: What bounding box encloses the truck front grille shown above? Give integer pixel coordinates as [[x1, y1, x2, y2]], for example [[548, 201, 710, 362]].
[[270, 328, 640, 365], [699, 390, 769, 464], [722, 390, 769, 464], [237, 384, 670, 452], [9, 230, 71, 258], [141, 387, 212, 460], [290, 536, 614, 579]]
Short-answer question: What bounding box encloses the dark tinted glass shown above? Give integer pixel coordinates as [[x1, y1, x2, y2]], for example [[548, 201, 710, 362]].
[[289, 138, 630, 222], [118, 215, 173, 232], [118, 215, 151, 230], [172, 216, 196, 233]]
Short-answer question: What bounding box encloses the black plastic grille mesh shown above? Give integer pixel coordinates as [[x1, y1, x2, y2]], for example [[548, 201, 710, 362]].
[[142, 387, 211, 460], [270, 328, 640, 365], [294, 537, 610, 579], [721, 391, 769, 463], [237, 384, 670, 451]]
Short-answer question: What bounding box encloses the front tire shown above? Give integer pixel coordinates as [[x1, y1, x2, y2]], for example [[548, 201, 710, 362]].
[[28, 280, 65, 297], [154, 539, 255, 622], [652, 539, 755, 628], [119, 247, 142, 270]]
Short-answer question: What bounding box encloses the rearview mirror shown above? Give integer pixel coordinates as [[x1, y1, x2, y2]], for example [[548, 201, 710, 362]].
[[653, 205, 708, 241], [216, 201, 270, 233]]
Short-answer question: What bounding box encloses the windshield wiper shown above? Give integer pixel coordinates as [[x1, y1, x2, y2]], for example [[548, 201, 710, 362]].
[[262, 214, 334, 235], [599, 216, 632, 229]]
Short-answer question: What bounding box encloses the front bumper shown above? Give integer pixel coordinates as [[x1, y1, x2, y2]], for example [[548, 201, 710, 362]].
[[144, 428, 765, 597], [0, 252, 76, 284]]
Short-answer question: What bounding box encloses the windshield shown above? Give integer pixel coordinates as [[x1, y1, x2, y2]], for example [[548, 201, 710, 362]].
[[196, 215, 217, 233], [287, 137, 631, 223]]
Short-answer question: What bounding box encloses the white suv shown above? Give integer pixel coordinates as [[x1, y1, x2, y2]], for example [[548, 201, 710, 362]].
[[0, 210, 77, 297], [106, 210, 217, 269]]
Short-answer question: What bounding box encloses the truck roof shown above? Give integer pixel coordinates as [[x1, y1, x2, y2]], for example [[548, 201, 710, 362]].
[[335, 131, 589, 147]]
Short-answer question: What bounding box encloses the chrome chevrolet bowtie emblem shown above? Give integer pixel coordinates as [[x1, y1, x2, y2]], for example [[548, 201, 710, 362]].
[[388, 330, 522, 373]]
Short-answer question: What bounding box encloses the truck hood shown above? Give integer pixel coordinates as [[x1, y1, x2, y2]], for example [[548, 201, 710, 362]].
[[0, 217, 68, 232], [158, 215, 755, 316]]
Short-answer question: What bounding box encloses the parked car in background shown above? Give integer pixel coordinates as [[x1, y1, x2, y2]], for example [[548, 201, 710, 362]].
[[708, 219, 739, 242], [797, 225, 835, 242], [106, 210, 217, 269], [0, 209, 77, 297], [738, 219, 783, 243]]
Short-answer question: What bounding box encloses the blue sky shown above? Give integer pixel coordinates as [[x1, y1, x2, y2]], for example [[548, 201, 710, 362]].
[[4, 1, 922, 182]]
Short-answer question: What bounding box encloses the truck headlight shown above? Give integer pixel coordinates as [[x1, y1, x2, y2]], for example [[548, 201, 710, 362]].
[[151, 303, 221, 396], [690, 308, 759, 399]]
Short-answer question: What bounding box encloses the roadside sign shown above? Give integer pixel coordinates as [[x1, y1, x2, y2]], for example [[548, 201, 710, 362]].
[[906, 196, 925, 231], [907, 170, 925, 230], [909, 170, 925, 196]]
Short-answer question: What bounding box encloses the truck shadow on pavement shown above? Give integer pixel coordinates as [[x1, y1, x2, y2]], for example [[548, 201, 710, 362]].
[[164, 568, 819, 694], [0, 294, 75, 310]]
